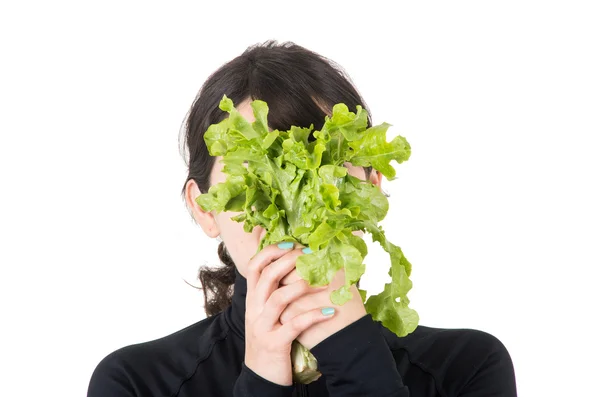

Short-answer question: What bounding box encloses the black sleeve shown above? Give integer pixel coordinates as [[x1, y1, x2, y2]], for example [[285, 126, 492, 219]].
[[310, 314, 410, 397], [87, 353, 136, 397], [232, 363, 295, 397], [458, 335, 518, 396]]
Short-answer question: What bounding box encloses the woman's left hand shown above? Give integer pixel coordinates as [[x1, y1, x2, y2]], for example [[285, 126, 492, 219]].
[[278, 267, 367, 350]]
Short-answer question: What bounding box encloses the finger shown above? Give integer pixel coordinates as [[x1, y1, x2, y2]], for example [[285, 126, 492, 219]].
[[279, 268, 303, 286], [253, 249, 304, 307], [257, 279, 327, 330], [279, 289, 328, 324], [246, 242, 296, 292], [278, 307, 336, 345]]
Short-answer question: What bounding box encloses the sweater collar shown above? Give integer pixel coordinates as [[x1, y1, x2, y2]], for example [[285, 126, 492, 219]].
[[225, 266, 247, 339]]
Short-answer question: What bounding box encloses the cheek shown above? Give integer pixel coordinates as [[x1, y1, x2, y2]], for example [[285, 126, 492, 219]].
[[214, 211, 242, 235], [215, 211, 262, 276]]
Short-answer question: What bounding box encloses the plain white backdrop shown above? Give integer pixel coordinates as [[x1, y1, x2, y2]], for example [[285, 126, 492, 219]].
[[1, 1, 598, 395]]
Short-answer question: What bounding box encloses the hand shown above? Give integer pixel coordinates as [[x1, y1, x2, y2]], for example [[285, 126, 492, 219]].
[[244, 243, 335, 386], [279, 266, 367, 350]]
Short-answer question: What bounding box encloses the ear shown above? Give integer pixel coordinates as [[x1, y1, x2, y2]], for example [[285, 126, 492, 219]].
[[184, 179, 221, 238]]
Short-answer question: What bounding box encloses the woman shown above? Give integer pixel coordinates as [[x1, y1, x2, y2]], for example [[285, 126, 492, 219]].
[[88, 40, 517, 396]]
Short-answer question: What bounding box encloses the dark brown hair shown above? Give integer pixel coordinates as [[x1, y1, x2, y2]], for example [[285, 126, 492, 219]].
[[179, 40, 372, 317]]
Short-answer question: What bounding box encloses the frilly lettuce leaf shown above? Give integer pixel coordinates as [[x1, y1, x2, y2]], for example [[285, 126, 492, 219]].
[[196, 95, 418, 338]]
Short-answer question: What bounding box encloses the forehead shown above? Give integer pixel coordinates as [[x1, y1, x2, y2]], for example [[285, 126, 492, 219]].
[[236, 99, 256, 123]]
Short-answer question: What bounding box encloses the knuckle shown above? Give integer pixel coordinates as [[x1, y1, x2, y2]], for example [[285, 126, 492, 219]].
[[270, 289, 286, 308], [293, 279, 309, 295], [288, 282, 304, 299], [279, 312, 290, 324], [247, 260, 260, 276], [262, 265, 276, 281], [291, 317, 305, 333], [300, 279, 311, 291], [279, 305, 296, 325], [264, 245, 283, 261]]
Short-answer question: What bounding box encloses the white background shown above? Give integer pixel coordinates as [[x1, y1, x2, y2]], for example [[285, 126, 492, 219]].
[[1, 1, 598, 396]]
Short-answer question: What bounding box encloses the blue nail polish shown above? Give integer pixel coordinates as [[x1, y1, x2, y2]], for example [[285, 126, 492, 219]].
[[321, 307, 335, 316], [278, 242, 294, 249], [302, 247, 313, 254]]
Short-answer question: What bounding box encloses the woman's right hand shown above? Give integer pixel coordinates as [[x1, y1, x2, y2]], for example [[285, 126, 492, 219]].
[[244, 242, 335, 386]]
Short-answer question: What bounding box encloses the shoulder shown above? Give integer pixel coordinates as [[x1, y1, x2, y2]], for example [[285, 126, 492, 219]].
[[88, 314, 225, 397], [382, 324, 516, 392], [389, 324, 510, 360]]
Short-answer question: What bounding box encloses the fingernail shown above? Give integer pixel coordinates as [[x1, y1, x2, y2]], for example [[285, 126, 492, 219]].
[[278, 242, 294, 249], [321, 307, 335, 316], [302, 247, 313, 254]]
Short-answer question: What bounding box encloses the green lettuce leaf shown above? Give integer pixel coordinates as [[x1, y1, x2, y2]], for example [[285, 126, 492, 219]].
[[196, 95, 418, 338]]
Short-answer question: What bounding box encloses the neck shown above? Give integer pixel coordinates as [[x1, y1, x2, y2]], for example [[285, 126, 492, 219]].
[[226, 266, 247, 339]]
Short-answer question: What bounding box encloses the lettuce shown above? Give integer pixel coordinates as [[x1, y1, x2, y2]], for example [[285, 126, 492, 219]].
[[196, 95, 419, 382]]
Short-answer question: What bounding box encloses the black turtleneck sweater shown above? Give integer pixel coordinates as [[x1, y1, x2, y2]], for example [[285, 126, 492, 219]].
[[87, 268, 517, 396]]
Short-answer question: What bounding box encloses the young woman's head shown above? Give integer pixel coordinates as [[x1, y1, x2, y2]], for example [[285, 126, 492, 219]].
[[180, 40, 382, 316]]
